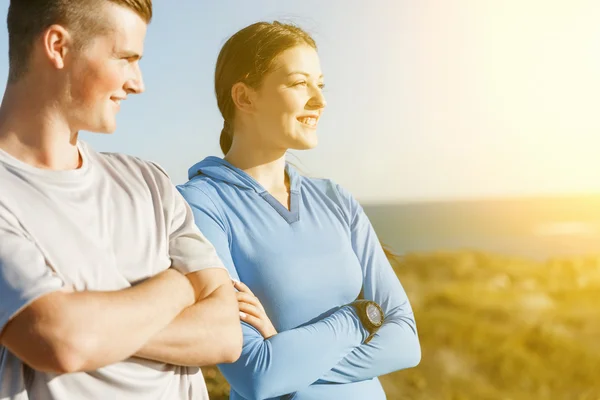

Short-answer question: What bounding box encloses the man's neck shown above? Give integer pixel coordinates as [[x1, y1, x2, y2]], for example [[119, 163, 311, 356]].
[[0, 82, 81, 170]]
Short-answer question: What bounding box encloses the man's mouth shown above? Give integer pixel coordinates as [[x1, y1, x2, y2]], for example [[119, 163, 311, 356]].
[[111, 97, 124, 107]]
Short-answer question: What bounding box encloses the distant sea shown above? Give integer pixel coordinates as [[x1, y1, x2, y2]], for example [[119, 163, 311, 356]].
[[363, 194, 600, 260]]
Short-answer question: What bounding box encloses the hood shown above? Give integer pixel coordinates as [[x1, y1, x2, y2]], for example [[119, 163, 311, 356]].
[[187, 156, 301, 193]]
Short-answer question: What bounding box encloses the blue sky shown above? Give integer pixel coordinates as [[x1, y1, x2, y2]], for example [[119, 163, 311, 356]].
[[0, 1, 599, 203]]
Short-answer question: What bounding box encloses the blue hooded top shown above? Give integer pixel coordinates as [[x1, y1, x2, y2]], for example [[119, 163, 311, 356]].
[[177, 157, 420, 400]]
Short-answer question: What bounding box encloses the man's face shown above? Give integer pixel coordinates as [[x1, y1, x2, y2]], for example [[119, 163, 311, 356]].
[[66, 2, 147, 134]]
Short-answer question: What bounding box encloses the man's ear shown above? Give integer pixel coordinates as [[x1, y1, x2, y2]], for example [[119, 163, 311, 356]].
[[42, 24, 73, 70]]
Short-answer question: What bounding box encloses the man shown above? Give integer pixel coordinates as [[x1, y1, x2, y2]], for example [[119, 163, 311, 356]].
[[0, 1, 242, 399]]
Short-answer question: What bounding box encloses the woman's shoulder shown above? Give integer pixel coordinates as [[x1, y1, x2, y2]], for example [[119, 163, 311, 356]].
[[177, 176, 224, 212], [298, 175, 362, 228], [301, 175, 356, 206]]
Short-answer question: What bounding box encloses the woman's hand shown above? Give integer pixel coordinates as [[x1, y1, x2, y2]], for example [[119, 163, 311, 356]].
[[234, 280, 278, 339]]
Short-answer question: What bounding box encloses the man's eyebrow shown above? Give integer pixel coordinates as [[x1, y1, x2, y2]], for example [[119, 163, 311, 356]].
[[287, 71, 324, 79]]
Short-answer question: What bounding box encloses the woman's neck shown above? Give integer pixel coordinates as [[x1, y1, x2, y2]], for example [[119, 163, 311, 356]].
[[224, 138, 289, 194]]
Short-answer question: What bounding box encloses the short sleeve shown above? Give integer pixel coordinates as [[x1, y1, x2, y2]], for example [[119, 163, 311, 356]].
[[176, 184, 238, 280], [149, 162, 225, 275], [0, 208, 64, 333]]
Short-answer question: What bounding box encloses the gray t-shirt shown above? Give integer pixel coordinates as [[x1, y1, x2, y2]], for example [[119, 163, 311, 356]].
[[0, 141, 224, 400]]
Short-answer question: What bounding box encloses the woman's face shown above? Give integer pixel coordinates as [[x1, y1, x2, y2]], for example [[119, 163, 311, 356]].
[[250, 45, 327, 151]]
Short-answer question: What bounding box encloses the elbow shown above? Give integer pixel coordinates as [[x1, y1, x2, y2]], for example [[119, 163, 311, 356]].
[[405, 340, 422, 369], [18, 318, 101, 374], [391, 313, 422, 369], [21, 349, 80, 375], [27, 333, 96, 374], [214, 322, 243, 364], [4, 293, 109, 374], [52, 351, 87, 374], [220, 339, 242, 364], [51, 331, 101, 373], [193, 341, 241, 367], [400, 331, 421, 370], [384, 318, 421, 371]]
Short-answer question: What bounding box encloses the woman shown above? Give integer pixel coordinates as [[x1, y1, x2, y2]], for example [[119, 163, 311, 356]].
[[178, 21, 420, 400]]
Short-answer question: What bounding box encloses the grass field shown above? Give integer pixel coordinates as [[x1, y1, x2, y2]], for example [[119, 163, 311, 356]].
[[202, 251, 600, 399]]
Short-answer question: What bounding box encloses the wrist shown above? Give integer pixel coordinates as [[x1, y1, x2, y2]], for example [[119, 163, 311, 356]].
[[348, 300, 384, 344], [342, 305, 370, 343]]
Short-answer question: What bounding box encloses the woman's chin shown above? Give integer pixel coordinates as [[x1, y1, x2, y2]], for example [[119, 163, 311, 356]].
[[290, 133, 318, 150]]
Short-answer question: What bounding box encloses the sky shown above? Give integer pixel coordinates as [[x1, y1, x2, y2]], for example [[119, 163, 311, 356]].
[[0, 0, 599, 203]]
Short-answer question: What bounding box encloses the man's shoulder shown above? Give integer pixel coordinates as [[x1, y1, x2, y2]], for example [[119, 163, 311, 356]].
[[92, 148, 171, 181], [85, 147, 176, 204], [96, 150, 156, 169]]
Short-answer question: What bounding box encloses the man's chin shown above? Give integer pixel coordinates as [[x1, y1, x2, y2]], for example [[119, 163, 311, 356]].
[[299, 143, 317, 151]]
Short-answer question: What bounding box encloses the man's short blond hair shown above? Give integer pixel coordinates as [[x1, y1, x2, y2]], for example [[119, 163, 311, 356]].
[[6, 0, 153, 83]]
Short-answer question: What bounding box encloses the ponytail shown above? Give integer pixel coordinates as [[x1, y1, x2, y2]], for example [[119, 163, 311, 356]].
[[219, 120, 232, 155]]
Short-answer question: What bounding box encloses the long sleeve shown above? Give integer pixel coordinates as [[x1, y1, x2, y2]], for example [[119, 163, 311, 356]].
[[177, 185, 368, 399], [318, 183, 421, 384], [221, 309, 366, 400]]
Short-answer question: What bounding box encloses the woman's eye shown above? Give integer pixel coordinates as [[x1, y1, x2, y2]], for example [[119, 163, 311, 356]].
[[294, 81, 308, 87]]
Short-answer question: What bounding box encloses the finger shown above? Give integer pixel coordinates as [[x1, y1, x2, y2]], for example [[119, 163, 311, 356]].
[[236, 292, 259, 305], [238, 301, 263, 319], [239, 311, 264, 331], [233, 280, 255, 296], [234, 283, 267, 313], [236, 292, 266, 312]]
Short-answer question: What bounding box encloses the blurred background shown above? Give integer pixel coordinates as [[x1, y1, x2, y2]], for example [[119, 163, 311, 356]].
[[2, 0, 598, 398]]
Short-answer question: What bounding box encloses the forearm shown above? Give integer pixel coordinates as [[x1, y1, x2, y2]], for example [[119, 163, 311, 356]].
[[324, 184, 422, 383], [3, 268, 194, 373], [219, 306, 368, 400], [135, 283, 242, 366], [318, 308, 420, 384], [317, 280, 421, 383]]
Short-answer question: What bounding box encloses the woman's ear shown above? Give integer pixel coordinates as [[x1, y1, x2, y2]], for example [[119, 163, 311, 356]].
[[231, 82, 256, 115]]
